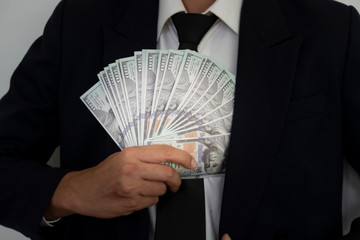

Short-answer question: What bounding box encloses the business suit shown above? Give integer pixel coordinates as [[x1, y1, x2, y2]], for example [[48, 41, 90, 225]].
[[0, 0, 359, 239]]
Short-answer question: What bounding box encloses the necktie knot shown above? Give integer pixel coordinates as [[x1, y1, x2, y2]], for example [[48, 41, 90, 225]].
[[172, 13, 218, 51]]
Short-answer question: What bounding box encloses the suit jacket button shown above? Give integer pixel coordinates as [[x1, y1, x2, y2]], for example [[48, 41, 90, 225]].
[[274, 231, 288, 240]]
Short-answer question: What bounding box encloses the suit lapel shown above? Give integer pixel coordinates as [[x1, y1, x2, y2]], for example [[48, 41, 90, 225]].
[[219, 0, 302, 238], [102, 0, 159, 66]]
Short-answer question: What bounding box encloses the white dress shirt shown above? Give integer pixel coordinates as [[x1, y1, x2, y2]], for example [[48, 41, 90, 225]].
[[149, 0, 243, 239]]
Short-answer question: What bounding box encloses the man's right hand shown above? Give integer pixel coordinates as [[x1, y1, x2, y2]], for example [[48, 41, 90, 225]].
[[44, 145, 197, 220]]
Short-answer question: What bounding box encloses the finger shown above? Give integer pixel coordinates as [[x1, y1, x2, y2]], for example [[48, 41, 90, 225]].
[[137, 181, 168, 197], [113, 164, 177, 197], [119, 163, 181, 193], [113, 160, 181, 193], [102, 195, 159, 218], [122, 145, 197, 169], [114, 178, 168, 197], [139, 163, 181, 192], [120, 196, 159, 212]]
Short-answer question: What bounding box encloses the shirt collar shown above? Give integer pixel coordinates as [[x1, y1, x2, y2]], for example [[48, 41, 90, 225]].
[[157, 0, 243, 40]]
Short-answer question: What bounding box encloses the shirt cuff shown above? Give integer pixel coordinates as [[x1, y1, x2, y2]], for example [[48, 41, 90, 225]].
[[40, 216, 61, 227]]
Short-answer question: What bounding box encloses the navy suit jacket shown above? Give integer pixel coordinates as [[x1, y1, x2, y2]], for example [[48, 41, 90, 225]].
[[0, 0, 360, 239]]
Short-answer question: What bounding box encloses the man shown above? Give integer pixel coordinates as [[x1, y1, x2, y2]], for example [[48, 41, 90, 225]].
[[0, 0, 360, 239]]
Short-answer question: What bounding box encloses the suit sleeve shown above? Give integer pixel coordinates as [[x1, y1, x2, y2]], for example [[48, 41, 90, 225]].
[[0, 0, 69, 238], [343, 6, 360, 174], [342, 5, 360, 240]]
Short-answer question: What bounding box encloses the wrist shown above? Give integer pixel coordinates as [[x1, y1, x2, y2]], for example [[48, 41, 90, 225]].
[[44, 171, 79, 220]]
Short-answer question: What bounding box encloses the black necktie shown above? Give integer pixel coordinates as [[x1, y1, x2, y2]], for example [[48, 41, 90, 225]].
[[154, 13, 218, 240], [172, 13, 218, 51]]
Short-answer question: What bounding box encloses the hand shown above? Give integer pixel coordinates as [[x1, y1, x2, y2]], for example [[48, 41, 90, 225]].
[[222, 234, 231, 240], [44, 145, 197, 220]]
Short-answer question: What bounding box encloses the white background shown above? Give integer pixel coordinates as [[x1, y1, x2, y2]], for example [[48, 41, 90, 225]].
[[0, 0, 360, 239]]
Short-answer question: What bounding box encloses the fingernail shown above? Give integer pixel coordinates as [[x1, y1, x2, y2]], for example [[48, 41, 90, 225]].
[[191, 158, 198, 168]]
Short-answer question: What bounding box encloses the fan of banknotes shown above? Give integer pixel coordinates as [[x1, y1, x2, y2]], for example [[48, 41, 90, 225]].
[[81, 49, 235, 178]]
